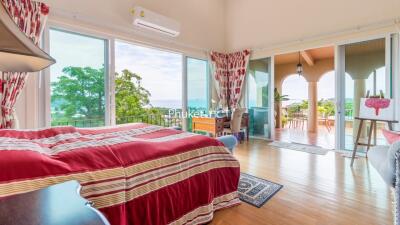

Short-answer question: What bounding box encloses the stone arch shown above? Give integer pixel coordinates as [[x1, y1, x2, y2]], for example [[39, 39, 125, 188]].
[[274, 58, 334, 93], [346, 51, 385, 80], [274, 58, 334, 130], [365, 66, 386, 96], [281, 74, 308, 105], [317, 70, 335, 100]]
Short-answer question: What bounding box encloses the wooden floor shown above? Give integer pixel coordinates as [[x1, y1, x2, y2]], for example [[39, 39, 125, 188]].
[[210, 139, 393, 225], [274, 125, 335, 149]]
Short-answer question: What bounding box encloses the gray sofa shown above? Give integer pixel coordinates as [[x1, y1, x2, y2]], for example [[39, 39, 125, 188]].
[[369, 142, 400, 185], [368, 141, 400, 225]]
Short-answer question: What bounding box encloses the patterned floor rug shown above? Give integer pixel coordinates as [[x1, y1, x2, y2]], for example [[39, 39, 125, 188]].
[[268, 141, 330, 155], [238, 173, 283, 208]]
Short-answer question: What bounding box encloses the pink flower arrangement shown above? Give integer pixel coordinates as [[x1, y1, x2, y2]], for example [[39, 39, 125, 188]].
[[365, 98, 390, 116]]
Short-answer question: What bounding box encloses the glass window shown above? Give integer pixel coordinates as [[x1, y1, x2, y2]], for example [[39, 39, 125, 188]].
[[187, 57, 208, 131], [115, 41, 183, 127], [344, 38, 388, 150], [49, 29, 107, 127], [247, 58, 271, 139]]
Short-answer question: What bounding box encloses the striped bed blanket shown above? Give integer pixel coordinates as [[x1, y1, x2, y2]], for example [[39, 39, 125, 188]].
[[0, 123, 240, 225]]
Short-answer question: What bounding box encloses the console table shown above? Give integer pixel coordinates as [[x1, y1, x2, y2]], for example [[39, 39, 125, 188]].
[[0, 181, 110, 225], [192, 113, 249, 140]]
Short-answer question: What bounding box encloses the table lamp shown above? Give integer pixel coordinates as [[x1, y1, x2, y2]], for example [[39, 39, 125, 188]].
[[0, 3, 55, 72]]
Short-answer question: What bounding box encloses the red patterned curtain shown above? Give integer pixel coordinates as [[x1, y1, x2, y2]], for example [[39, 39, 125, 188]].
[[227, 50, 250, 109], [210, 50, 250, 109], [210, 52, 229, 109], [0, 0, 49, 128]]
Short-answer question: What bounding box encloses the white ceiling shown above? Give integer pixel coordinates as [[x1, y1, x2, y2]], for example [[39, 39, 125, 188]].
[[275, 46, 334, 65], [225, 0, 400, 51], [274, 39, 385, 65]]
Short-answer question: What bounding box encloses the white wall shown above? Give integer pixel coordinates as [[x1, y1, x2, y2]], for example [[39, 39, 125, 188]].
[[15, 74, 39, 129], [45, 0, 226, 55]]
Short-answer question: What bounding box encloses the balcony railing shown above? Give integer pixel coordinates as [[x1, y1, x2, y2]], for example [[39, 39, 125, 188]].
[[116, 114, 182, 127], [51, 114, 182, 128], [51, 118, 105, 128], [345, 108, 353, 120]]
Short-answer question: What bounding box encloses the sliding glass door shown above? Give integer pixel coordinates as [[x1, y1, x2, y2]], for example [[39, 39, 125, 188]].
[[247, 58, 273, 139], [337, 37, 393, 150], [186, 57, 209, 131], [49, 29, 108, 127]]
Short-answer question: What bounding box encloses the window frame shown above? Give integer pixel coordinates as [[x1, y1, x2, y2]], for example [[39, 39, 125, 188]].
[[185, 56, 211, 131], [39, 22, 400, 144], [245, 57, 274, 140], [41, 21, 210, 128], [186, 56, 210, 111], [42, 24, 113, 127], [335, 33, 395, 150], [114, 38, 185, 128]]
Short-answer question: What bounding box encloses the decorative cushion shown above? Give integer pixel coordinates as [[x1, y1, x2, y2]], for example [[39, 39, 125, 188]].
[[382, 129, 400, 144]]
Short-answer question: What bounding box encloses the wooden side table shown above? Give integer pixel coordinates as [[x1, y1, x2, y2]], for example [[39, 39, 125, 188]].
[[192, 113, 250, 140], [0, 181, 110, 225], [350, 117, 398, 167], [192, 117, 225, 137]]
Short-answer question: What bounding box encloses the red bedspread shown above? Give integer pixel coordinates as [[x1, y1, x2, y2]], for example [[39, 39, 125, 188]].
[[0, 123, 240, 225]]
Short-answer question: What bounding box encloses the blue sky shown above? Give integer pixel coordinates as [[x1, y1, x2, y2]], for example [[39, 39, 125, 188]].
[[49, 29, 105, 85], [115, 41, 209, 109], [115, 41, 183, 108], [187, 58, 208, 108]]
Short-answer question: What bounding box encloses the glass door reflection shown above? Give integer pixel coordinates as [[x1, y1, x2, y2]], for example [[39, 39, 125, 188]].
[[247, 58, 272, 139], [344, 38, 389, 150]]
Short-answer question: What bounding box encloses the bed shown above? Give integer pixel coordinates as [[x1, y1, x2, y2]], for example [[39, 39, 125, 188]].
[[0, 123, 240, 225]]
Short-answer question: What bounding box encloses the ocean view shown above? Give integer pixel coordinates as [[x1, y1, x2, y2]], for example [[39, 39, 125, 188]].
[[151, 99, 207, 109]]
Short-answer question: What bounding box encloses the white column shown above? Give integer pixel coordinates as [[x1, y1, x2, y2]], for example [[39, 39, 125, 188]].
[[353, 78, 367, 140], [308, 81, 318, 133]]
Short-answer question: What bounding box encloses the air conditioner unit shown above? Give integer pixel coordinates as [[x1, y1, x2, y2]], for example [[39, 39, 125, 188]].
[[131, 7, 180, 37]]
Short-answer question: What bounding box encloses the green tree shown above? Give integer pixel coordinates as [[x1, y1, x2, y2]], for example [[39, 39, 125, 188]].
[[115, 69, 164, 125], [318, 99, 335, 117], [51, 66, 105, 119], [51, 67, 167, 126], [115, 69, 152, 119], [287, 103, 301, 115], [274, 88, 289, 103]]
